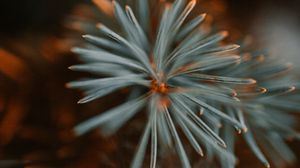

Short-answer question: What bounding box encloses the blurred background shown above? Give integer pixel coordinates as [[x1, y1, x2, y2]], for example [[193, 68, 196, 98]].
[[0, 0, 299, 167]]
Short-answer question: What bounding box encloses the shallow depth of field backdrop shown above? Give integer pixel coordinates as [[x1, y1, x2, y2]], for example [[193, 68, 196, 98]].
[[0, 0, 300, 168]]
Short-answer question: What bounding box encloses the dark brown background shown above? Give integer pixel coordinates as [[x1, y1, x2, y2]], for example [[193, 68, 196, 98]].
[[0, 0, 299, 167]]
